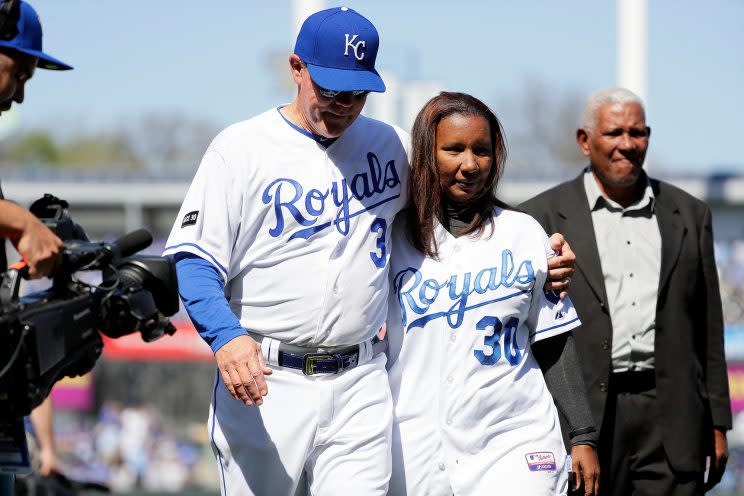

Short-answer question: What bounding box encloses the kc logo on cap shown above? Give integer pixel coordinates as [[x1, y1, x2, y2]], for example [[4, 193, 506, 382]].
[[294, 6, 385, 93], [344, 34, 365, 61]]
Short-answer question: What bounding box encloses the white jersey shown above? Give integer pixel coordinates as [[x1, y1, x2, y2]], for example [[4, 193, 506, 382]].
[[387, 208, 581, 495], [164, 108, 410, 347]]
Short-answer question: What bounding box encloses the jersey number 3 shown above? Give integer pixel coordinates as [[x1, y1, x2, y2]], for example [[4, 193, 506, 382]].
[[369, 218, 387, 268], [474, 315, 522, 366]]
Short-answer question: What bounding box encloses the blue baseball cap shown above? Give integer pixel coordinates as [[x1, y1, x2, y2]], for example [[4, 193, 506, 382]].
[[294, 6, 384, 93], [0, 1, 72, 70]]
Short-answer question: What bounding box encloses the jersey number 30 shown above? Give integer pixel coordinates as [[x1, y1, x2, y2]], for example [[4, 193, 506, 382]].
[[474, 315, 522, 366], [369, 218, 387, 268]]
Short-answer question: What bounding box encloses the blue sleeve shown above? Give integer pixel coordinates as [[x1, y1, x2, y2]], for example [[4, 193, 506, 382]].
[[175, 252, 247, 353]]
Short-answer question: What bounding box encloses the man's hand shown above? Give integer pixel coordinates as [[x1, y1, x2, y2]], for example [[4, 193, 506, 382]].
[[546, 233, 576, 299], [705, 427, 728, 491], [38, 446, 61, 477], [215, 335, 272, 407], [1, 201, 63, 279], [17, 213, 62, 278], [29, 396, 60, 478], [571, 444, 599, 495]]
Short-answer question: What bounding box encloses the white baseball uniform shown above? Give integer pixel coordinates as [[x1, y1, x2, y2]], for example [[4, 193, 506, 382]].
[[163, 107, 410, 495], [387, 207, 581, 496]]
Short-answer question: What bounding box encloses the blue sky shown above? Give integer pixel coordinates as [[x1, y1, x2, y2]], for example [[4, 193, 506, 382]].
[[13, 0, 744, 175]]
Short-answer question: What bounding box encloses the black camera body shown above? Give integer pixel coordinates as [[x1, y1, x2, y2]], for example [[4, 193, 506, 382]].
[[0, 195, 179, 420]]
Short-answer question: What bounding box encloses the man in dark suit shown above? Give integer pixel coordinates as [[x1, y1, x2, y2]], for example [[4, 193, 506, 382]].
[[521, 87, 731, 495]]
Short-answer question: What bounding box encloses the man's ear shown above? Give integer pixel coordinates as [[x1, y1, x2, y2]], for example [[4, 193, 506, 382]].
[[289, 54, 303, 84], [576, 128, 591, 157]]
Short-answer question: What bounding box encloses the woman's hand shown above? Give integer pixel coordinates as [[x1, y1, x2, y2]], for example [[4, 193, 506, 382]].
[[546, 233, 576, 299], [571, 444, 600, 495]]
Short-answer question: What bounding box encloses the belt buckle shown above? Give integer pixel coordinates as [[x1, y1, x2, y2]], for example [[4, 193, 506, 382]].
[[303, 354, 334, 376]]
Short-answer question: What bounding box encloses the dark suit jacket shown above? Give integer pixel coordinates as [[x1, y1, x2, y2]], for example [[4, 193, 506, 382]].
[[0, 181, 5, 271], [521, 172, 731, 472]]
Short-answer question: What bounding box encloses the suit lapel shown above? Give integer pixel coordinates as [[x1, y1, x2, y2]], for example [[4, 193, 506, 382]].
[[652, 180, 686, 293], [559, 175, 608, 305]]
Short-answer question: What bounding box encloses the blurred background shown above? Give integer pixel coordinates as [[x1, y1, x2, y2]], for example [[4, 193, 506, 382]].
[[3, 0, 743, 494]]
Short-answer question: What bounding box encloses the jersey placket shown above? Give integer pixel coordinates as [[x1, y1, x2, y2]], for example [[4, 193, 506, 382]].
[[438, 235, 466, 494], [312, 151, 346, 344], [449, 237, 482, 495]]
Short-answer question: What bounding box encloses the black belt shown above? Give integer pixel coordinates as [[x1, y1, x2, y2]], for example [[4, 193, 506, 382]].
[[249, 333, 387, 376], [611, 369, 656, 393]]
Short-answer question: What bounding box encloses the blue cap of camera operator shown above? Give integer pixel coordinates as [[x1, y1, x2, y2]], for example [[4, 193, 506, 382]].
[[0, 0, 72, 70]]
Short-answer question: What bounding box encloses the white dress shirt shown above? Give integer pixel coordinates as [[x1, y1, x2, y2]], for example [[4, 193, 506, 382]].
[[583, 169, 661, 373]]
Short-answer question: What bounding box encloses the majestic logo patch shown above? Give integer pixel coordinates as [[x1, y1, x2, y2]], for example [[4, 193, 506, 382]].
[[525, 452, 557, 472], [181, 210, 199, 228]]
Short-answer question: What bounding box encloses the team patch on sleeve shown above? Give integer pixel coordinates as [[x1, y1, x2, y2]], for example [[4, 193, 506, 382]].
[[525, 451, 557, 471], [182, 210, 199, 228]]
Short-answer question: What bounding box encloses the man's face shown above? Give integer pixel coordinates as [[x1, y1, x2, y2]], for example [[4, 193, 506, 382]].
[[290, 55, 368, 138], [0, 49, 37, 115], [577, 102, 651, 192]]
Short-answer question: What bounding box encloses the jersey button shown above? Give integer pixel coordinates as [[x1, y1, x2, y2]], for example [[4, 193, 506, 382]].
[[446, 376, 453, 384], [449, 334, 456, 342], [599, 382, 608, 392], [446, 418, 452, 425], [601, 340, 609, 350], [438, 463, 446, 471]]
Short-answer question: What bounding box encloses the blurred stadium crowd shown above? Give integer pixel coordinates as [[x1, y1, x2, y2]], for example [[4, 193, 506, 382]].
[[51, 403, 215, 492], [718, 240, 744, 328]]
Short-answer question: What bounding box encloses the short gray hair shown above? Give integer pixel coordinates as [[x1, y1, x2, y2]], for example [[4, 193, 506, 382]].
[[583, 87, 645, 130]]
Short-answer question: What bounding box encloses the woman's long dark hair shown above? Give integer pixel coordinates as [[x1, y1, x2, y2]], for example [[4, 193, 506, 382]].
[[407, 91, 508, 258]]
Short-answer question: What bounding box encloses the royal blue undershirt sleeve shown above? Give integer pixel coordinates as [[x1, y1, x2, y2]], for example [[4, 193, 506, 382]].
[[174, 252, 247, 353]]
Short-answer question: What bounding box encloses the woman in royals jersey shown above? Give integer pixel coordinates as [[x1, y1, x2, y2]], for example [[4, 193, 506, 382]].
[[386, 92, 599, 495]]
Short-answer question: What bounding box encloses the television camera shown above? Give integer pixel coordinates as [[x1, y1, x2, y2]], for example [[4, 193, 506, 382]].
[[0, 195, 179, 420]]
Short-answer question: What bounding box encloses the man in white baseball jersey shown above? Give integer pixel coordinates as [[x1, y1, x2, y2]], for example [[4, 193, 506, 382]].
[[164, 7, 408, 495], [164, 8, 577, 496]]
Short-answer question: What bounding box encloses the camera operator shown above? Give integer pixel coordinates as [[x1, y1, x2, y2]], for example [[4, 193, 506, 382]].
[[0, 0, 71, 280], [0, 1, 71, 493]]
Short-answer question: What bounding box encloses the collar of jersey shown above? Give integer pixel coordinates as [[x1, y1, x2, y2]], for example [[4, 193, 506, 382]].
[[276, 107, 338, 147]]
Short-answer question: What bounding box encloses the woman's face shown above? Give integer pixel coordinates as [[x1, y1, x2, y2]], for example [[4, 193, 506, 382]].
[[436, 113, 493, 204]]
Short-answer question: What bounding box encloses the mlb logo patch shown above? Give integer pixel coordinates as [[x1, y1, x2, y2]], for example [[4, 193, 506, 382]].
[[525, 451, 557, 472], [182, 210, 199, 228]]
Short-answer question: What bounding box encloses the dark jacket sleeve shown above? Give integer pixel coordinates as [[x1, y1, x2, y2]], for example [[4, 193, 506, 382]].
[[532, 331, 597, 445], [700, 205, 732, 429]]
